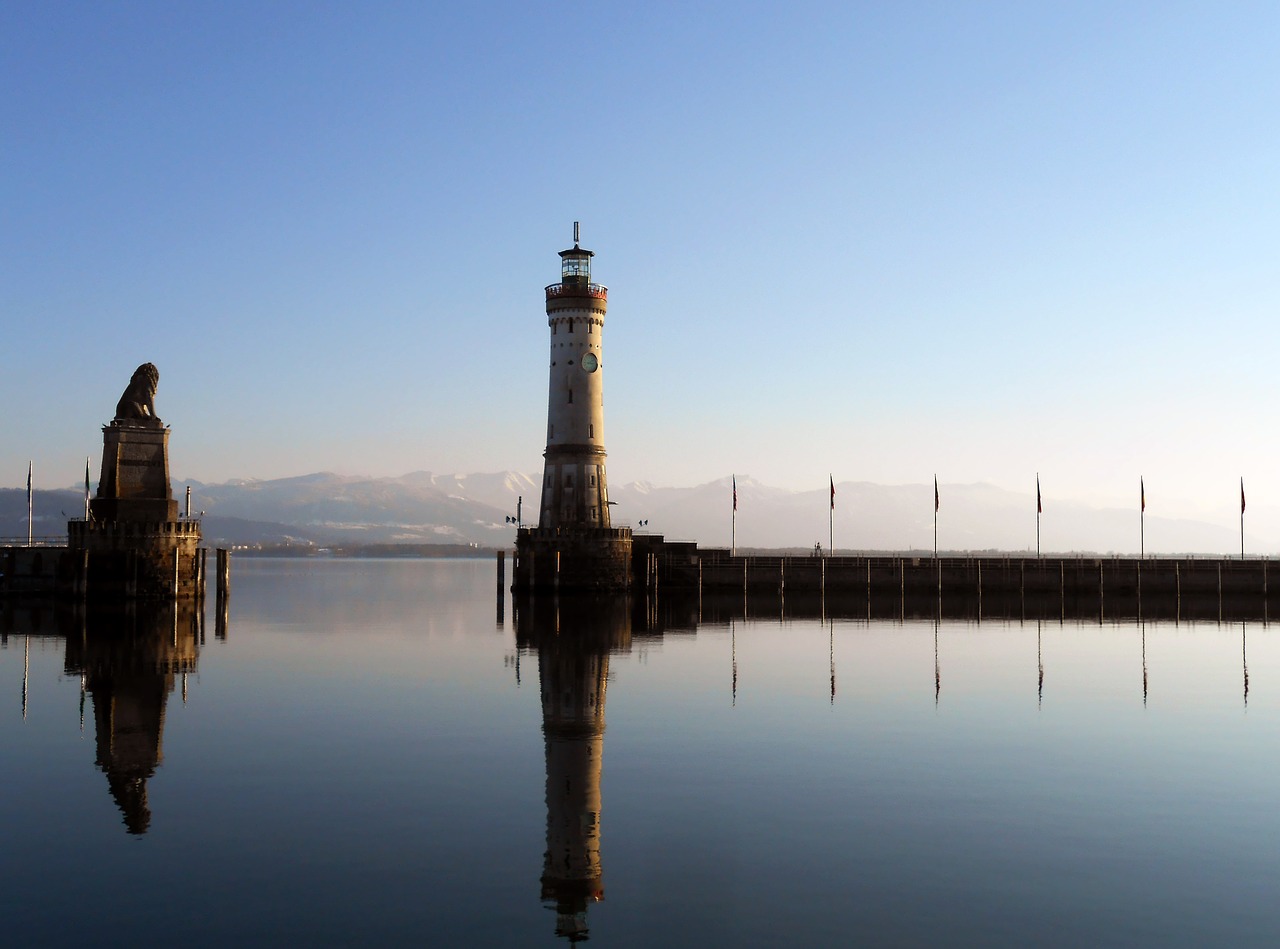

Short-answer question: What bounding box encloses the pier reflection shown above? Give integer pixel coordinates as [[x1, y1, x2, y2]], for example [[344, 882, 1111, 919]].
[[516, 596, 633, 942], [3, 601, 205, 836]]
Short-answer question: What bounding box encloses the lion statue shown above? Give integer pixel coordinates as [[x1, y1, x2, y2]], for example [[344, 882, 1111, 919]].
[[114, 362, 161, 422]]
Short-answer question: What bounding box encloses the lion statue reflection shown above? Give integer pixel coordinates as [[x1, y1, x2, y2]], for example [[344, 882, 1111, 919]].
[[114, 362, 161, 422]]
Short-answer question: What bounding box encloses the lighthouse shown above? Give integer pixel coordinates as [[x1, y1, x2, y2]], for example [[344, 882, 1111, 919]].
[[540, 224, 611, 528], [515, 226, 633, 592]]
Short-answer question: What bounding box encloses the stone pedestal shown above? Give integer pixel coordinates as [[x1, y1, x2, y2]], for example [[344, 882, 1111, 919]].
[[68, 420, 203, 600], [514, 527, 633, 593], [91, 422, 178, 522]]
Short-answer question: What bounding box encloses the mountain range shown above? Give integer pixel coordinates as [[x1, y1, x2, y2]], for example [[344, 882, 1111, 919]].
[[3, 471, 1273, 556]]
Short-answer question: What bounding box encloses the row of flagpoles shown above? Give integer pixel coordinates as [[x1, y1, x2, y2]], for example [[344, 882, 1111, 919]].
[[19, 459, 92, 546], [729, 473, 1253, 559]]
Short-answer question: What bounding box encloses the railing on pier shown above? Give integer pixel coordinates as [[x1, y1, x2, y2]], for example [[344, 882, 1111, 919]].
[[0, 536, 66, 547]]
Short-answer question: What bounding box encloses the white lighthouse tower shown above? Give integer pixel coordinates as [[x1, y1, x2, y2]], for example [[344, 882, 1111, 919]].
[[540, 223, 611, 528], [515, 225, 633, 592]]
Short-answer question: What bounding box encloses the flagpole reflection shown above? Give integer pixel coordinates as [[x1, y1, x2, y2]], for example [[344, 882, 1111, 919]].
[[1243, 622, 1249, 709], [933, 614, 941, 707], [1037, 620, 1044, 710], [731, 618, 737, 708], [829, 617, 835, 705], [1141, 621, 1148, 708]]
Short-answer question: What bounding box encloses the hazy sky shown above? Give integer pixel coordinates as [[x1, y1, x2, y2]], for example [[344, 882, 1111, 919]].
[[5, 1, 1278, 525]]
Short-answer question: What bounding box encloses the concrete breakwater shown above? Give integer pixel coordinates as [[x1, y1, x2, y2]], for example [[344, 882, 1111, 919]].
[[683, 553, 1268, 596], [0, 543, 230, 601], [651, 549, 1277, 621]]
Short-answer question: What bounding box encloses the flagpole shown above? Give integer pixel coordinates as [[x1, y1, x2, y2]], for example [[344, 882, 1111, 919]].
[[27, 460, 33, 547], [1241, 477, 1246, 560], [828, 474, 834, 558], [1036, 473, 1041, 559], [934, 475, 940, 598], [933, 475, 938, 560], [1140, 476, 1145, 560], [731, 475, 737, 557]]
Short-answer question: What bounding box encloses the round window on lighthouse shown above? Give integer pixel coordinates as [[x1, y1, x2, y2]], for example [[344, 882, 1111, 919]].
[[581, 352, 599, 372]]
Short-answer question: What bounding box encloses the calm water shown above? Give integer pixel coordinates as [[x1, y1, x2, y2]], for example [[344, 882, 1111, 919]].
[[2, 558, 1279, 946]]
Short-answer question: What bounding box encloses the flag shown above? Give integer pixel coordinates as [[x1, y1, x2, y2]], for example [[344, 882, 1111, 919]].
[[1241, 477, 1246, 514], [830, 475, 835, 511], [1037, 475, 1042, 514], [934, 476, 939, 513], [27, 460, 32, 496], [1141, 477, 1146, 513], [732, 475, 737, 512]]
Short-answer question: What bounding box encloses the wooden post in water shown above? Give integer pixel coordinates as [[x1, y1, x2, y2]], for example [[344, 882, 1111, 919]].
[[215, 548, 230, 640], [496, 551, 505, 627], [1099, 561, 1105, 623], [1218, 562, 1223, 624], [216, 548, 230, 601]]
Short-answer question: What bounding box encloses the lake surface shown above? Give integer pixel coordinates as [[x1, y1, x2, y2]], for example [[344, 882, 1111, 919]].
[[2, 558, 1279, 946]]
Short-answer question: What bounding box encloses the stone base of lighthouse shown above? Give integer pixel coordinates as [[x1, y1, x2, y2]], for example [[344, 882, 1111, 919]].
[[514, 527, 633, 593]]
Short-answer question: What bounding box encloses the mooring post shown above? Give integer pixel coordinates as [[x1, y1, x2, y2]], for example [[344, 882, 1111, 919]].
[[977, 558, 983, 623], [1218, 562, 1223, 623], [779, 557, 785, 595], [216, 548, 230, 601], [496, 550, 505, 596], [1099, 561, 1105, 623]]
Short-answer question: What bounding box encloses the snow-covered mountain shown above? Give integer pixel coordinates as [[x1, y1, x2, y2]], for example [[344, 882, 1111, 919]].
[[5, 472, 1274, 555]]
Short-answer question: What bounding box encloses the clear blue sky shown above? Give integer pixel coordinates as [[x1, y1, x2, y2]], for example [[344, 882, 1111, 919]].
[[4, 1, 1278, 524]]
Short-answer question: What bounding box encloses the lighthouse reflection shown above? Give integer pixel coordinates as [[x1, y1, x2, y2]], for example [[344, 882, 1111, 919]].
[[516, 595, 634, 943], [64, 602, 204, 835]]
